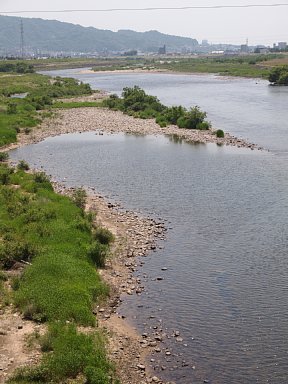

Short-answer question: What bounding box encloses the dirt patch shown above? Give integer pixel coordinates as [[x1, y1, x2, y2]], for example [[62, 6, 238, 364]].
[[0, 308, 43, 383]]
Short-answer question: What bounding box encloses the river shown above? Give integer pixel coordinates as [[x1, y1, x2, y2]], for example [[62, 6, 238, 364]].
[[10, 69, 288, 384]]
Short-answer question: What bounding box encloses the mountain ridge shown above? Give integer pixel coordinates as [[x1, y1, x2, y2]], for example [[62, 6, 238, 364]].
[[0, 15, 198, 55]]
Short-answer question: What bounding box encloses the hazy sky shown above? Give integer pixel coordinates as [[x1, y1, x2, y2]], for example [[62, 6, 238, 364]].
[[1, 0, 288, 46]]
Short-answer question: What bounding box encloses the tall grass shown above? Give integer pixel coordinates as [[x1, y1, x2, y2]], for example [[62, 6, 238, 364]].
[[0, 164, 117, 383]]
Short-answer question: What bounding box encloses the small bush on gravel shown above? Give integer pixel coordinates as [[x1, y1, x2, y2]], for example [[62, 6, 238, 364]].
[[216, 129, 225, 138]]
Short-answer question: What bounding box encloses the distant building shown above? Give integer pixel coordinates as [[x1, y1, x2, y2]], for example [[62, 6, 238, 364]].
[[158, 45, 166, 55], [258, 47, 269, 54], [278, 42, 287, 50], [272, 41, 287, 51], [240, 44, 249, 53]]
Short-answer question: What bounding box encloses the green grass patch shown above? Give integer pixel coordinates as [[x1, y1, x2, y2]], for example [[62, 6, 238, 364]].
[[0, 163, 117, 382], [0, 67, 93, 147], [9, 323, 118, 384], [0, 164, 109, 324]]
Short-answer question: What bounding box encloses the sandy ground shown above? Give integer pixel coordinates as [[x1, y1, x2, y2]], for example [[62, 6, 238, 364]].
[[1, 105, 261, 383]]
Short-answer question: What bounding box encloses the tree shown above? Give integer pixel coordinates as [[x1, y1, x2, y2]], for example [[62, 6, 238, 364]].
[[177, 106, 207, 129]]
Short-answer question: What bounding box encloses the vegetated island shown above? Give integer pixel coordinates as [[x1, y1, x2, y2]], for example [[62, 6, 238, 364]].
[[0, 61, 266, 384], [88, 53, 288, 79]]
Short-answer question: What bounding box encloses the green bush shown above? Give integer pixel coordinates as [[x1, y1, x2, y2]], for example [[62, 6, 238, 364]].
[[216, 129, 225, 138], [268, 66, 288, 85], [71, 188, 87, 210], [197, 121, 211, 130], [178, 106, 207, 129], [88, 242, 109, 268], [94, 227, 114, 245], [0, 237, 38, 269], [17, 160, 30, 171], [162, 105, 186, 125], [0, 165, 13, 185], [7, 102, 17, 114], [0, 152, 8, 162]]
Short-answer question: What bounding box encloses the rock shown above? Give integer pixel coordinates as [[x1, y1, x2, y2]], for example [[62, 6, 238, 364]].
[[137, 364, 146, 371]]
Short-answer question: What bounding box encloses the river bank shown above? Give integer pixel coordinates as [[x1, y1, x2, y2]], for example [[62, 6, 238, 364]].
[[0, 161, 169, 384], [5, 106, 261, 152], [53, 184, 168, 384]]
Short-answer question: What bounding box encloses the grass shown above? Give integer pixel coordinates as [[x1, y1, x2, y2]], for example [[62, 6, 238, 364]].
[[0, 163, 117, 383], [153, 55, 276, 78], [9, 323, 118, 384], [0, 68, 93, 147], [0, 166, 109, 324]]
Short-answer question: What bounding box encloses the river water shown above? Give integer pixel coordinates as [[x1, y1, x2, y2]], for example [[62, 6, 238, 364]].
[[11, 70, 288, 384]]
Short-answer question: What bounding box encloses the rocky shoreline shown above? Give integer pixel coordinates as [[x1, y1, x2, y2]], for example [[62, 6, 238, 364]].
[[5, 106, 262, 151], [52, 183, 170, 384]]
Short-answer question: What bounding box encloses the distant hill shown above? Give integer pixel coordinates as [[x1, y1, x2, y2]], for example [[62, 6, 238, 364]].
[[0, 15, 198, 55]]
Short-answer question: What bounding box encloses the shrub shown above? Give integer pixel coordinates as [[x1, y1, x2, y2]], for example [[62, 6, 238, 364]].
[[0, 237, 38, 269], [176, 115, 188, 128], [0, 152, 9, 162], [181, 106, 207, 129], [155, 115, 168, 127], [17, 160, 30, 171], [71, 188, 87, 210], [7, 102, 17, 114], [34, 172, 50, 183], [0, 166, 13, 185], [88, 242, 109, 268], [197, 121, 211, 130], [94, 227, 114, 245], [268, 66, 288, 85], [216, 129, 225, 138], [33, 172, 53, 191], [163, 105, 186, 125]]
